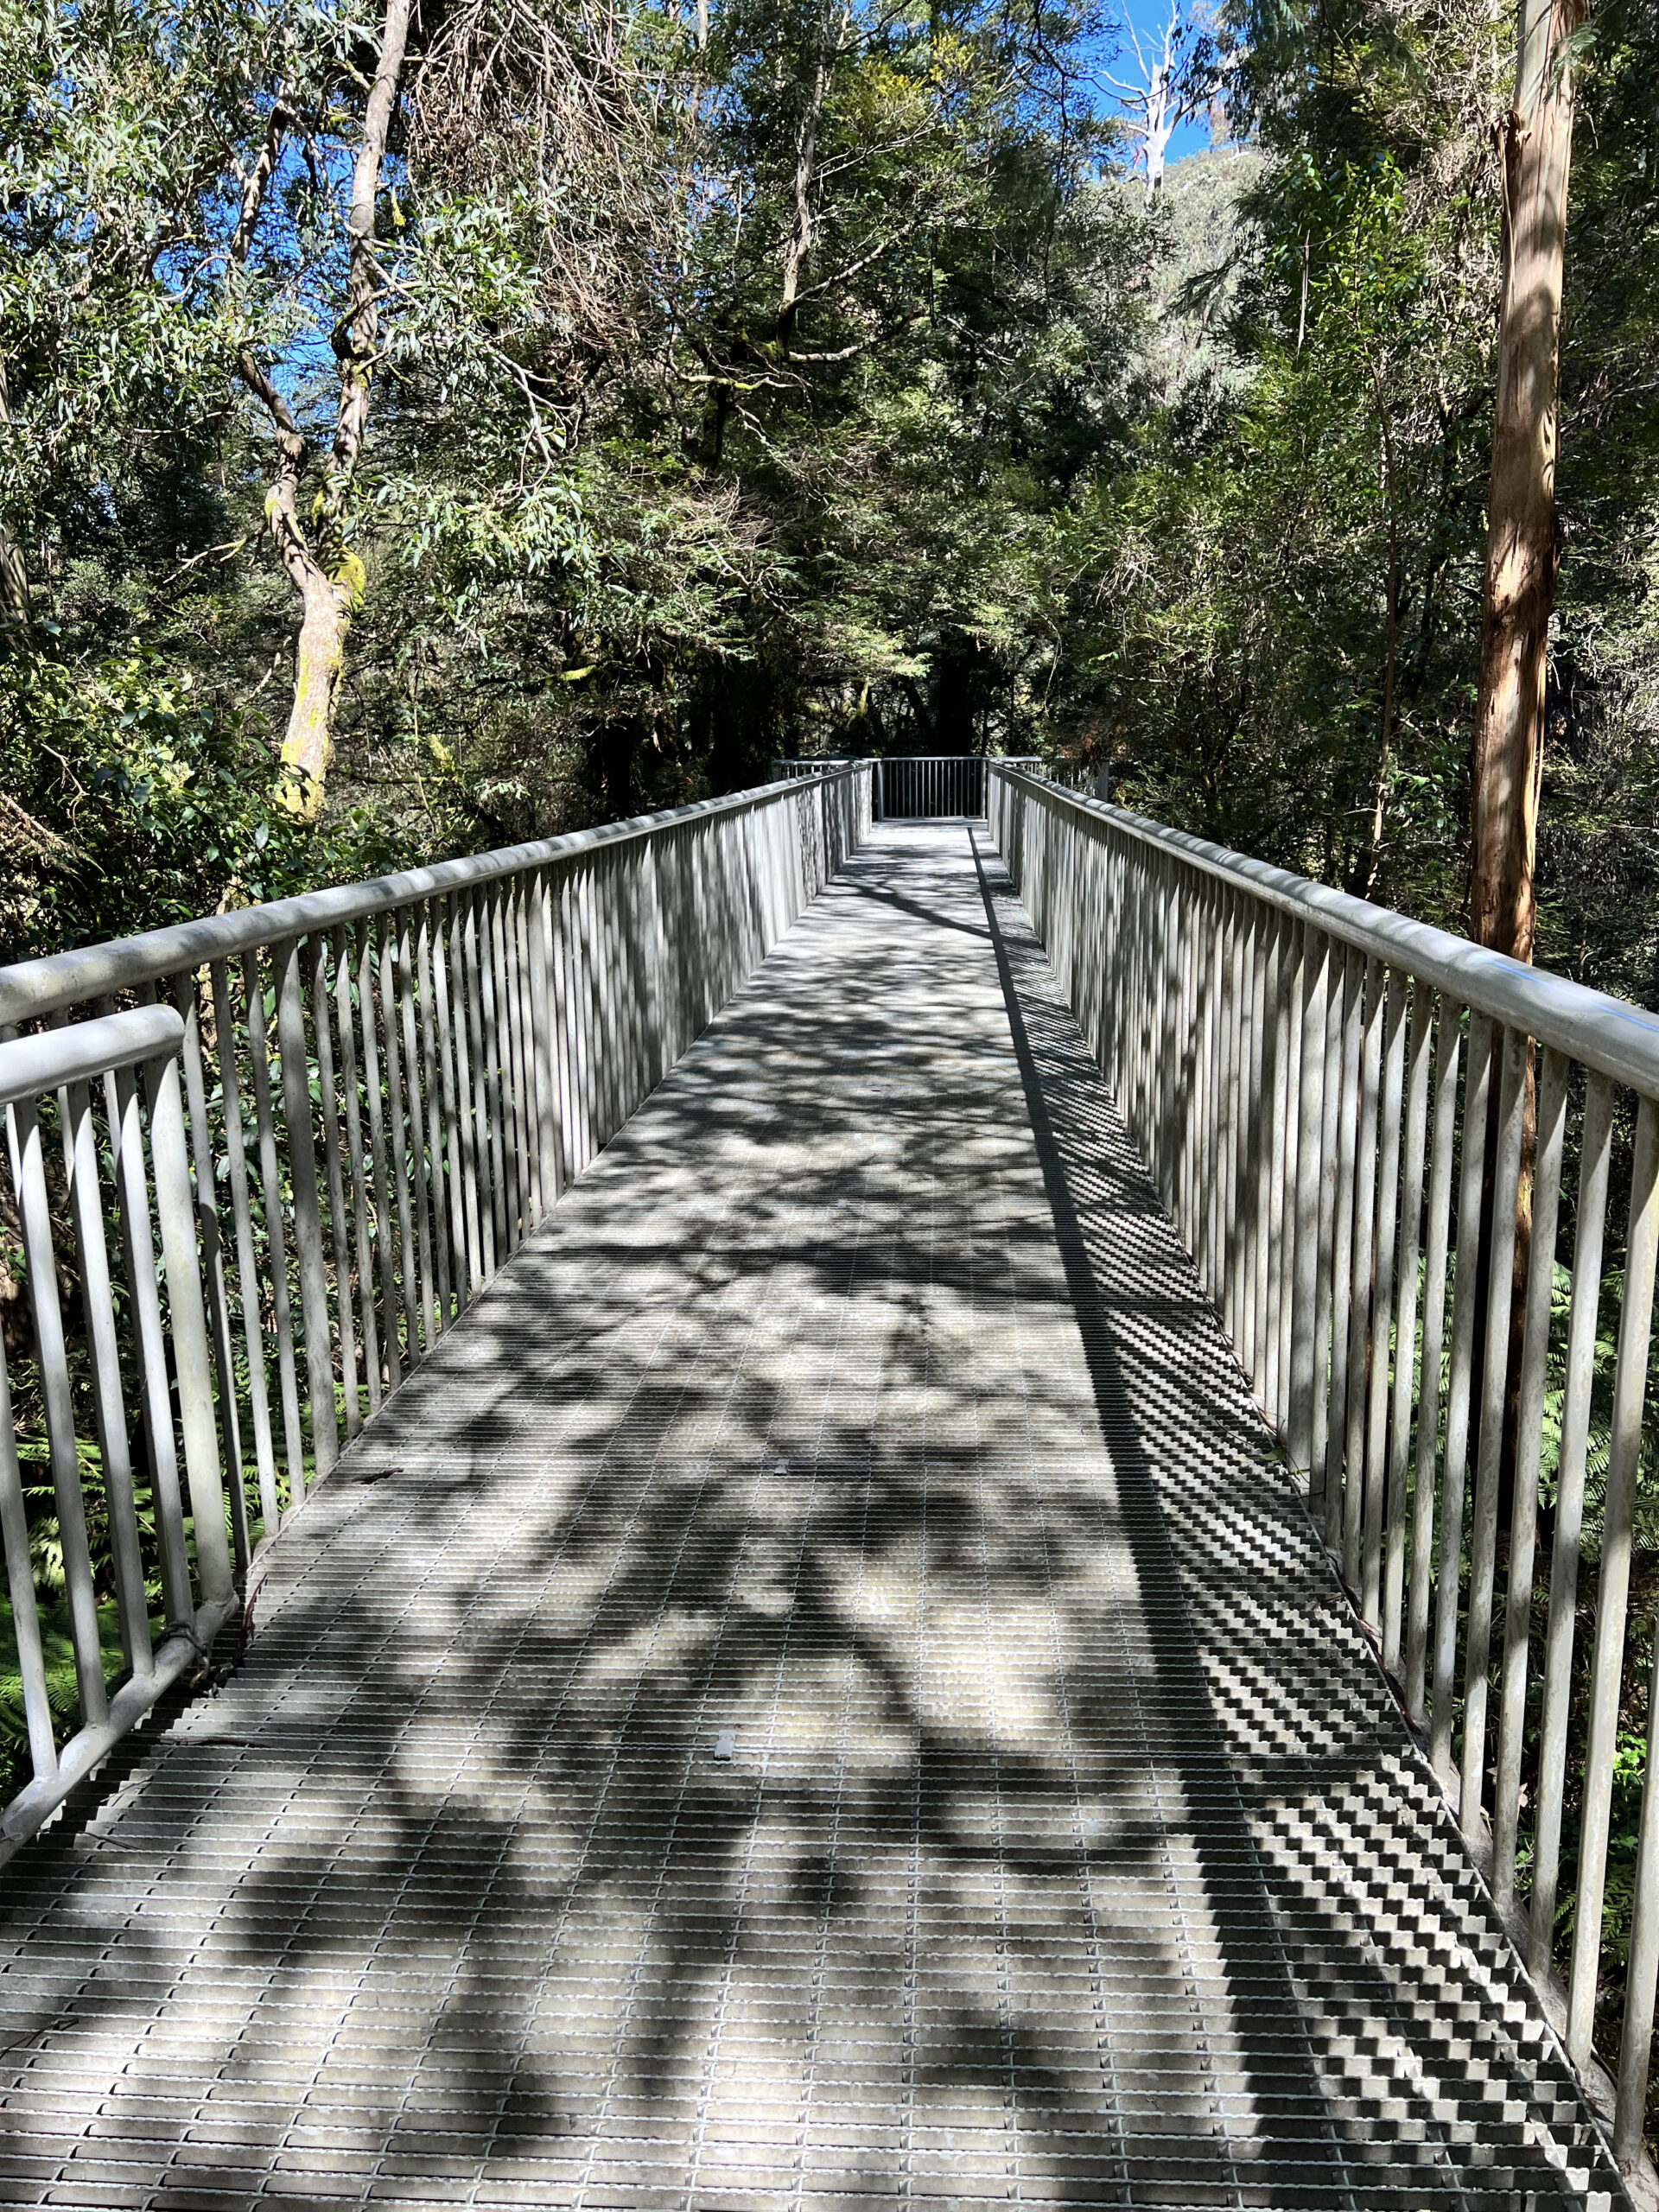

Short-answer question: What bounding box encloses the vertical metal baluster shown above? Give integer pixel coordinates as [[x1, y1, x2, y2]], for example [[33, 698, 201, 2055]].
[[1200, 883, 1222, 1297], [1615, 1618, 1659, 2164], [379, 916, 420, 1368], [1269, 918, 1299, 1412], [508, 874, 536, 1226], [1383, 980, 1432, 1674], [575, 862, 599, 1177], [1098, 826, 1118, 1093], [56, 1069, 152, 1671], [601, 852, 622, 1144], [653, 836, 681, 1077], [1567, 1094, 1659, 2069], [8, 1093, 110, 1726], [1139, 848, 1155, 1177], [1141, 849, 1155, 1159], [529, 870, 561, 1215], [508, 879, 538, 1216], [308, 936, 359, 1440], [1122, 839, 1138, 1141], [211, 961, 279, 1535], [429, 898, 470, 1300], [1205, 885, 1227, 1307], [1247, 898, 1274, 1380], [642, 836, 668, 1097], [1492, 1045, 1568, 1911], [276, 937, 338, 1480], [494, 878, 525, 1230], [1166, 863, 1185, 1231], [1205, 874, 1223, 1313], [1407, 1002, 1459, 1726], [1200, 880, 1220, 1283], [1251, 915, 1277, 1403], [1170, 857, 1187, 1234], [1344, 959, 1383, 1596], [481, 886, 514, 1242], [1274, 925, 1304, 1434], [1529, 1071, 1612, 1978], [172, 971, 248, 1564], [145, 1044, 234, 1607], [1459, 1023, 1529, 1838], [1178, 873, 1196, 1248], [415, 906, 452, 1330], [1289, 927, 1328, 1474], [242, 950, 306, 1505], [1430, 1013, 1491, 1783], [1312, 944, 1344, 1529], [0, 1330, 57, 1781], [438, 898, 480, 1300], [397, 910, 436, 1344], [1326, 951, 1362, 1552], [461, 892, 498, 1279], [334, 927, 382, 1414], [1362, 971, 1406, 1624], [1221, 891, 1244, 1343], [104, 1042, 192, 1618], [357, 924, 401, 1395]]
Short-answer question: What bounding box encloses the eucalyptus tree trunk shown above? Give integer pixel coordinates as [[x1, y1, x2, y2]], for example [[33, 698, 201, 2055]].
[[276, 0, 414, 818], [1468, 0, 1587, 961], [233, 0, 413, 820], [1469, 0, 1586, 1537]]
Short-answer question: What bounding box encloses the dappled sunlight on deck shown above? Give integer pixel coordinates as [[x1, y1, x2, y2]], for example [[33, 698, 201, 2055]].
[[0, 823, 1622, 2211]]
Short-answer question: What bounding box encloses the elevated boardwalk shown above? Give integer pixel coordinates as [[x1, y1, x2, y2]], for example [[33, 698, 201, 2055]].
[[0, 823, 1621, 2209]]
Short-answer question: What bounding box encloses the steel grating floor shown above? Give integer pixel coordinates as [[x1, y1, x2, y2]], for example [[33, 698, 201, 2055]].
[[0, 822, 1626, 2212]]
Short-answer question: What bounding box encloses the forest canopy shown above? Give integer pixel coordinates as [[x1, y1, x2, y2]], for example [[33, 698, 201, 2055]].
[[3, 0, 1656, 1009]]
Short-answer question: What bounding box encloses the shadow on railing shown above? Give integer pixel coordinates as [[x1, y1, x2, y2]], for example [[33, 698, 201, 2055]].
[[988, 761, 1659, 2174], [0, 766, 874, 1858]]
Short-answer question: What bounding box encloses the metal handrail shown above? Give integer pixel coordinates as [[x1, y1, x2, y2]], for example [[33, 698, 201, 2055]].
[[0, 776, 851, 1029], [0, 764, 875, 1853], [987, 761, 1659, 2172], [1001, 770, 1659, 1099], [1, 1007, 237, 1858]]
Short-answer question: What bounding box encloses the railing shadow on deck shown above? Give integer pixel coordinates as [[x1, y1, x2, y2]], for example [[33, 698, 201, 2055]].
[[0, 828, 1624, 2209]]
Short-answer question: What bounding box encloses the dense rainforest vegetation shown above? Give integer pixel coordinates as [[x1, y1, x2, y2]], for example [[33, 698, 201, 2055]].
[[3, 0, 1656, 1014]]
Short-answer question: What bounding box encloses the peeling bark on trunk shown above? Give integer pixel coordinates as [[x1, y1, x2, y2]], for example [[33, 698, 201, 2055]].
[[1469, 0, 1587, 963], [1469, 0, 1586, 1555], [233, 0, 413, 821]]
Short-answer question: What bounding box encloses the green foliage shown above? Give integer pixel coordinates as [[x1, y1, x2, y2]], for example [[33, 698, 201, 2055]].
[[0, 628, 413, 957]]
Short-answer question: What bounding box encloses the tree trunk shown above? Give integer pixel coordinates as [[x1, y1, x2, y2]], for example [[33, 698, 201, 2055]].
[[0, 364, 31, 638], [1468, 0, 1586, 1566], [281, 570, 353, 817], [1468, 0, 1587, 962], [235, 0, 413, 820], [779, 35, 828, 340]]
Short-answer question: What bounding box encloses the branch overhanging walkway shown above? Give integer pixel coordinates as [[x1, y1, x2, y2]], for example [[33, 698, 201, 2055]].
[[0, 822, 1624, 2211]]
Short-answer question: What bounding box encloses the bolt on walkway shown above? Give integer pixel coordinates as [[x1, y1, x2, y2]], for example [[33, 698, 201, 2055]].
[[0, 823, 1625, 2212]]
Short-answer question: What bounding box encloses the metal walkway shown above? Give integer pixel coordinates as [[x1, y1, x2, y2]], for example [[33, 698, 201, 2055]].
[[0, 823, 1623, 2210]]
